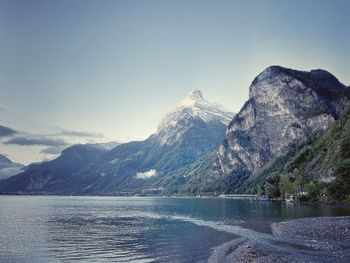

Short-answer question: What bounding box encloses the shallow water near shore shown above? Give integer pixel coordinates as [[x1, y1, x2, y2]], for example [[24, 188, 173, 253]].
[[1, 196, 350, 262]]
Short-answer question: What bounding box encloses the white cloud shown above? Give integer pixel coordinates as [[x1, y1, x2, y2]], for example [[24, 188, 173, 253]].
[[136, 169, 157, 179]]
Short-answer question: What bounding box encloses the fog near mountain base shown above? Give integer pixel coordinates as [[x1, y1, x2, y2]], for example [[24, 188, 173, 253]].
[[136, 169, 157, 179]]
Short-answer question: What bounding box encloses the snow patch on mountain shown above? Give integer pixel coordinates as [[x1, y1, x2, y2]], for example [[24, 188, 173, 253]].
[[86, 142, 120, 151]]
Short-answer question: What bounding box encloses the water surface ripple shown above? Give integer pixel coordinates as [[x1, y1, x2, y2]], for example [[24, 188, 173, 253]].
[[0, 196, 349, 262]]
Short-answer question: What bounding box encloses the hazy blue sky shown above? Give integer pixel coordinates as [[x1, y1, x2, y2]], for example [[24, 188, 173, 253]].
[[0, 0, 349, 164]]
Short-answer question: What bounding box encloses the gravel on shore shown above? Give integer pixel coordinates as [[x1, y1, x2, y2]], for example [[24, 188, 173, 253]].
[[271, 216, 350, 242], [208, 216, 350, 263]]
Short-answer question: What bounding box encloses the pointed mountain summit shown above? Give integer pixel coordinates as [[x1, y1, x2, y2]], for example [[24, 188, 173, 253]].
[[179, 89, 204, 105], [157, 89, 234, 145], [176, 89, 232, 124]]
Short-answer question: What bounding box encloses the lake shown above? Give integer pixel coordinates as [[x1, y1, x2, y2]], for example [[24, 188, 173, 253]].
[[1, 196, 349, 263]]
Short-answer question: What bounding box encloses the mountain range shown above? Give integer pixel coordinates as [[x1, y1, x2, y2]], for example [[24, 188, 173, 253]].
[[1, 66, 349, 200], [0, 90, 233, 194]]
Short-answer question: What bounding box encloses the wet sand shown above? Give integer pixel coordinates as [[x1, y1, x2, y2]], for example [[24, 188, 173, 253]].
[[208, 216, 350, 263]]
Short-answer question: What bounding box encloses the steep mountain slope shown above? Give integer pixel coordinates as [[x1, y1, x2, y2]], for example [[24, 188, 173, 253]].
[[0, 154, 25, 180], [159, 66, 349, 194], [63, 90, 234, 195], [0, 143, 118, 194], [236, 105, 350, 201]]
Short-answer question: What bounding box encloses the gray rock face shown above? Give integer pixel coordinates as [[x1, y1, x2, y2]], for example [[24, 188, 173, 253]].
[[216, 66, 345, 180]]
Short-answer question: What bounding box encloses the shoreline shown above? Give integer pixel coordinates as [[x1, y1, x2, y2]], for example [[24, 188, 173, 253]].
[[1, 192, 349, 208], [208, 216, 350, 263]]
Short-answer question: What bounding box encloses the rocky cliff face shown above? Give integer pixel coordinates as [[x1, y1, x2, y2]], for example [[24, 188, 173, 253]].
[[214, 66, 346, 186]]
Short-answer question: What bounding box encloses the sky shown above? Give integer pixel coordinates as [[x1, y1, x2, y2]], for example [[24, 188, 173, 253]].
[[0, 0, 349, 164]]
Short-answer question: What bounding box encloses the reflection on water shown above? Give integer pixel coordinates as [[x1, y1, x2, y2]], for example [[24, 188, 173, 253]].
[[0, 196, 349, 262]]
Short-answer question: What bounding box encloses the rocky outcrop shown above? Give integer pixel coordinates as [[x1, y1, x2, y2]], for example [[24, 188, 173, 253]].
[[212, 66, 346, 188]]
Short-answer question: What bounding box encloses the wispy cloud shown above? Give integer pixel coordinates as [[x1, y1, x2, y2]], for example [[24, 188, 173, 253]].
[[40, 146, 67, 155], [57, 129, 104, 138], [136, 169, 157, 179], [0, 125, 111, 163], [0, 125, 17, 137], [4, 136, 67, 147]]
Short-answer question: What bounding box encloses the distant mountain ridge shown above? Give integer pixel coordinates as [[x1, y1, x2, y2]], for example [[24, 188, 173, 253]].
[[0, 154, 24, 180], [0, 143, 118, 193]]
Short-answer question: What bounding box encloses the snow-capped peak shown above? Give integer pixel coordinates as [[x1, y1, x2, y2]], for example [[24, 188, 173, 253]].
[[179, 89, 204, 107], [156, 89, 234, 145]]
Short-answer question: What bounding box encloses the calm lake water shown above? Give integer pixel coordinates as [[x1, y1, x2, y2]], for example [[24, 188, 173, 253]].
[[0, 196, 350, 263]]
